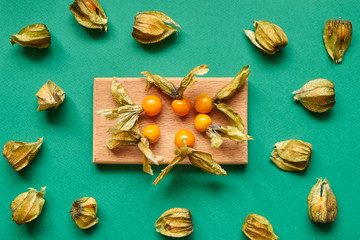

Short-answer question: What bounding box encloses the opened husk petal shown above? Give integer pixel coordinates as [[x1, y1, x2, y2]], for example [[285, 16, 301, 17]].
[[214, 103, 245, 132], [3, 137, 43, 171], [10, 24, 51, 48], [155, 208, 193, 238], [97, 105, 143, 133], [177, 64, 209, 98], [153, 140, 226, 185], [111, 78, 134, 106], [10, 187, 46, 225], [141, 64, 209, 99], [105, 123, 141, 149], [213, 66, 250, 103], [189, 151, 227, 176], [36, 80, 65, 111]]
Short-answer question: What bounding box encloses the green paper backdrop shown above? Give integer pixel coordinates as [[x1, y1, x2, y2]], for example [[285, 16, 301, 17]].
[[0, 0, 359, 239]]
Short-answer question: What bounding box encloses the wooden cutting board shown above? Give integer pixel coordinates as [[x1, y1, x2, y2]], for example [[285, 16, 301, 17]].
[[93, 77, 248, 165]]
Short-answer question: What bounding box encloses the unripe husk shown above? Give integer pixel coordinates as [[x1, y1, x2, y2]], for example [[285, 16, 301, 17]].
[[308, 178, 337, 223], [323, 18, 352, 63], [155, 208, 193, 238], [10, 24, 51, 49], [244, 20, 288, 55], [70, 197, 99, 229], [271, 139, 312, 171], [132, 11, 181, 44], [10, 187, 46, 225], [293, 79, 335, 113], [242, 213, 279, 240]]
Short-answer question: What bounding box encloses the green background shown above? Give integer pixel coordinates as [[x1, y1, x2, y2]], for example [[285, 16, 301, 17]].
[[0, 0, 358, 239]]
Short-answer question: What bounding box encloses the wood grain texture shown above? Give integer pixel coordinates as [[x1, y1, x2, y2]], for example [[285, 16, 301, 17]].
[[93, 77, 248, 164]]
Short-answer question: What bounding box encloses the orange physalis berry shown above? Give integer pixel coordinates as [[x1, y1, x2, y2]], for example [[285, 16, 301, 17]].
[[194, 114, 212, 132], [174, 129, 195, 148], [171, 97, 192, 116], [84, 0, 98, 11], [142, 124, 161, 143], [142, 95, 162, 117], [194, 93, 212, 114]]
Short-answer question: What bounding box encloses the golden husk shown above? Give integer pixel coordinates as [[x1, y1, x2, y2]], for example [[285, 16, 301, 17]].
[[153, 141, 225, 185], [111, 78, 134, 106], [70, 0, 108, 31], [36, 80, 65, 111], [10, 187, 46, 225], [244, 20, 288, 55], [270, 139, 312, 171], [323, 18, 352, 63], [214, 103, 245, 132], [132, 11, 180, 44], [189, 151, 227, 176], [105, 122, 141, 149], [308, 178, 337, 223], [97, 105, 143, 133], [155, 208, 193, 238], [213, 66, 250, 103], [10, 24, 51, 49], [242, 213, 279, 240], [141, 64, 209, 99], [293, 78, 335, 113], [206, 125, 252, 148], [70, 197, 99, 229], [3, 137, 43, 171]]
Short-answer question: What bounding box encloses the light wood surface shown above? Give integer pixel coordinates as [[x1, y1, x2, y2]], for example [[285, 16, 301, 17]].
[[93, 77, 248, 164]]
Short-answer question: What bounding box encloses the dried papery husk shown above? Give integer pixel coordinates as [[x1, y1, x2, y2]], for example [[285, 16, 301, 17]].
[[10, 187, 46, 225], [205, 127, 223, 148], [10, 24, 51, 49], [244, 20, 288, 55], [132, 11, 181, 44], [153, 151, 187, 185], [214, 102, 245, 132], [242, 213, 279, 240], [70, 197, 99, 229], [137, 137, 162, 165], [141, 64, 209, 99], [70, 0, 108, 31], [97, 105, 143, 133], [323, 18, 352, 63], [177, 64, 209, 98], [153, 141, 225, 185], [141, 71, 179, 98], [270, 139, 312, 172], [155, 208, 193, 238], [105, 122, 141, 149], [206, 125, 252, 148], [111, 78, 134, 106], [3, 137, 43, 171], [308, 178, 337, 223], [213, 66, 250, 103], [188, 151, 227, 176], [36, 80, 65, 111], [293, 79, 335, 113]]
